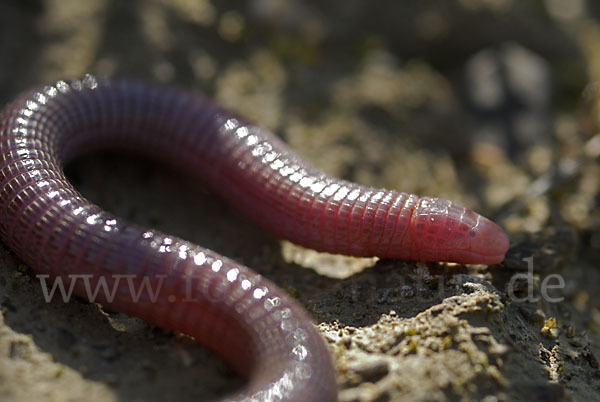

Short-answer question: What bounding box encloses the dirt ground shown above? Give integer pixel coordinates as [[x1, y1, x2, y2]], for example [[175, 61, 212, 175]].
[[0, 1, 599, 401]]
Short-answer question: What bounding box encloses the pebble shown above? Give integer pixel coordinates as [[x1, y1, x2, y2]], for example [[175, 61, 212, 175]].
[[347, 356, 389, 382]]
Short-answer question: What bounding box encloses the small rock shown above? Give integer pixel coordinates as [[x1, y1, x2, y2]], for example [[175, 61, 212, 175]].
[[347, 356, 389, 382]]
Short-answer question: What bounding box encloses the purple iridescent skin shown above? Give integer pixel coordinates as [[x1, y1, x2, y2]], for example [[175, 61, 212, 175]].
[[0, 75, 509, 401]]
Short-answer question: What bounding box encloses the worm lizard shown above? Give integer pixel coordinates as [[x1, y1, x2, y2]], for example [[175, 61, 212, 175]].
[[0, 75, 509, 401]]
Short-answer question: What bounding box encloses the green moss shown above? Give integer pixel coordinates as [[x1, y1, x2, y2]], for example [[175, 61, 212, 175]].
[[405, 328, 418, 336], [54, 365, 65, 378], [407, 340, 418, 354], [541, 317, 560, 339], [442, 335, 452, 349]]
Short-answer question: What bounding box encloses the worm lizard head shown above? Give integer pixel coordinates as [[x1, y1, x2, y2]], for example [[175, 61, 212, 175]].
[[408, 197, 510, 265], [463, 214, 510, 264]]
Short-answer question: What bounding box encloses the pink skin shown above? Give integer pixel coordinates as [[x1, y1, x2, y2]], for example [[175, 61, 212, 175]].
[[0, 75, 509, 402]]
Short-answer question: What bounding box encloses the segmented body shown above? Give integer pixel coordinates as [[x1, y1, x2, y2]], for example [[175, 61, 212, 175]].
[[0, 75, 509, 401]]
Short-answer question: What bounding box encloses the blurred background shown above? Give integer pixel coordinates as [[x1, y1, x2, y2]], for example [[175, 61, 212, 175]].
[[0, 0, 599, 401]]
